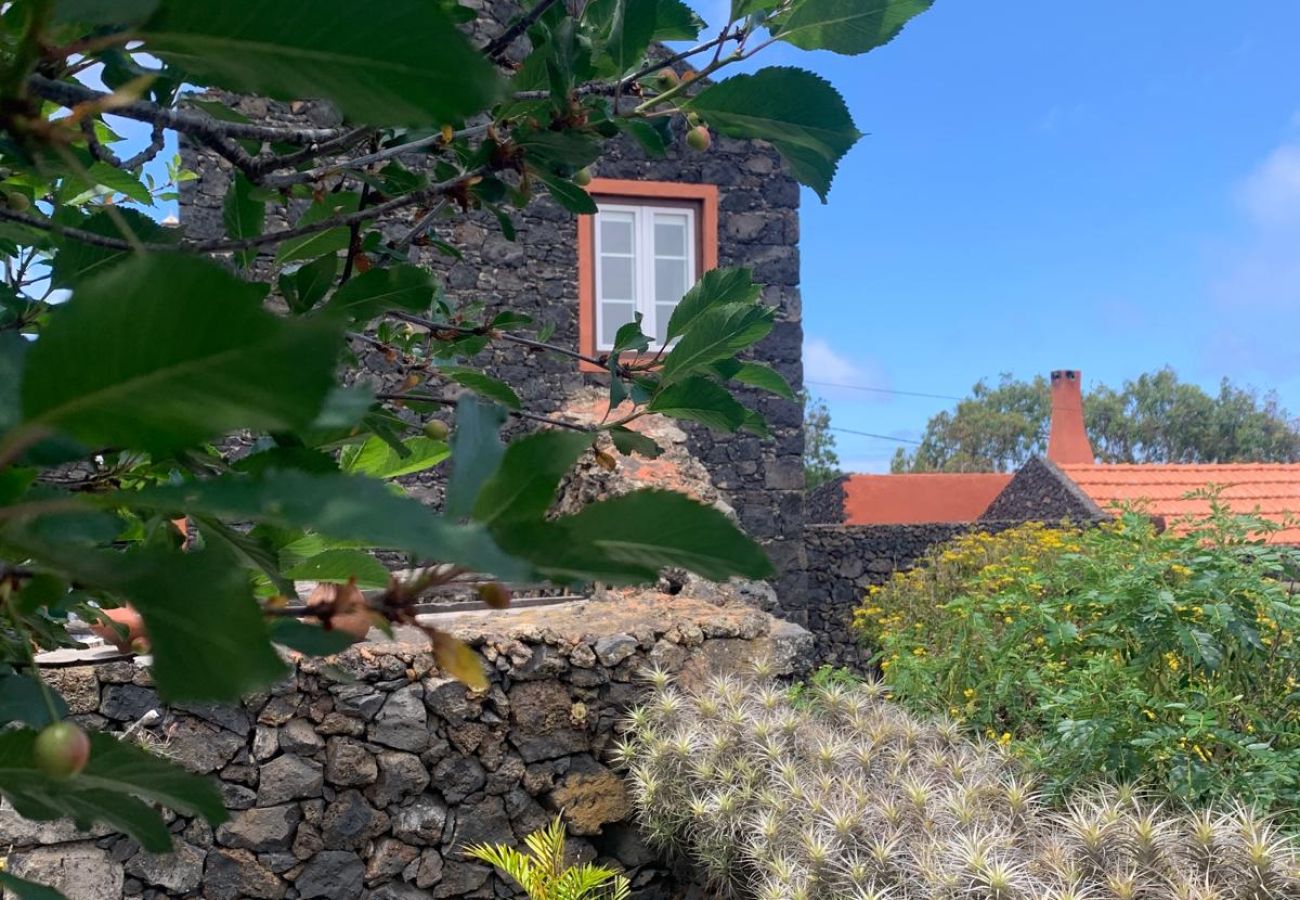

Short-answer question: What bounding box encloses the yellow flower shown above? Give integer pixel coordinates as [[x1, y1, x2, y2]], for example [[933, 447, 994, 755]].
[[998, 732, 1012, 745], [1164, 651, 1180, 672], [963, 688, 976, 699]]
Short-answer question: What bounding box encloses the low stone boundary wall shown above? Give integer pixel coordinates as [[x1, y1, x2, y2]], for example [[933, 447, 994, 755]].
[[804, 522, 1023, 670], [3, 595, 811, 900]]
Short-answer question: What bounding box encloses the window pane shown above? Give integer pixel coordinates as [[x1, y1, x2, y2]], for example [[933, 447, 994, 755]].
[[654, 215, 687, 257], [600, 301, 636, 348], [654, 258, 687, 305], [600, 256, 634, 301], [599, 216, 633, 255], [654, 303, 676, 344]]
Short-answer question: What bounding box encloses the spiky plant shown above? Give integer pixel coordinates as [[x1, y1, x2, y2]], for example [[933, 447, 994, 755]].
[[465, 816, 630, 900], [620, 670, 1300, 900]]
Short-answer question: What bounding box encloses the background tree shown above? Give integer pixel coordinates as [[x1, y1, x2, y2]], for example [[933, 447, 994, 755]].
[[0, 0, 935, 894], [892, 367, 1300, 472], [802, 390, 841, 487]]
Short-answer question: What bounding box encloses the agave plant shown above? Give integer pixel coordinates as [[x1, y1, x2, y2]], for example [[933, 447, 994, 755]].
[[465, 816, 631, 900], [620, 666, 1300, 900]]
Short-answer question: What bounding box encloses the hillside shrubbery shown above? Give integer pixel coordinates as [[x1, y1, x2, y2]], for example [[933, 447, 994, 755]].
[[854, 512, 1300, 819]]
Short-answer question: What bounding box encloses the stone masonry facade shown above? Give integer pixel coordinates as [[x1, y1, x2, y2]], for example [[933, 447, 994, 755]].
[[6, 596, 812, 900], [177, 25, 808, 617]]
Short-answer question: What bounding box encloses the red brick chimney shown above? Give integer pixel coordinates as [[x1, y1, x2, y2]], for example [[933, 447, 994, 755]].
[[1046, 369, 1094, 464]]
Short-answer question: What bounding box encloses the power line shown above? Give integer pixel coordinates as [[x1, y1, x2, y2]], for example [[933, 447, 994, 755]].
[[805, 380, 964, 402], [828, 426, 923, 445]]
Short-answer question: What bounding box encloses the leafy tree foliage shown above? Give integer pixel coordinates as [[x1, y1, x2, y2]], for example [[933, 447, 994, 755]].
[[0, 0, 933, 892], [801, 390, 841, 487], [892, 368, 1300, 472]]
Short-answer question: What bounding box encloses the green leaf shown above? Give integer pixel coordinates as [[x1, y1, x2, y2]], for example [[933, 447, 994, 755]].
[[732, 0, 781, 17], [612, 313, 651, 354], [80, 162, 153, 206], [274, 192, 360, 264], [340, 435, 449, 479], [683, 67, 861, 202], [283, 549, 389, 589], [54, 0, 158, 24], [647, 375, 748, 431], [0, 871, 67, 900], [440, 366, 523, 410], [268, 618, 359, 656], [620, 119, 670, 158], [141, 0, 501, 126], [660, 303, 774, 384], [0, 729, 225, 856], [726, 361, 794, 399], [653, 0, 705, 40], [473, 430, 592, 525], [445, 399, 506, 520], [48, 209, 174, 288], [775, 0, 932, 56], [22, 255, 341, 454], [609, 425, 662, 458], [120, 470, 531, 580], [222, 171, 264, 268], [534, 169, 598, 215], [325, 264, 435, 322], [496, 489, 773, 583], [194, 514, 296, 597], [283, 254, 339, 314], [665, 267, 760, 343], [0, 672, 68, 727], [0, 331, 25, 433], [605, 0, 658, 75]]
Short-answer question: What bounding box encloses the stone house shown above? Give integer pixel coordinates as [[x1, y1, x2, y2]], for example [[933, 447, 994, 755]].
[[179, 95, 808, 618]]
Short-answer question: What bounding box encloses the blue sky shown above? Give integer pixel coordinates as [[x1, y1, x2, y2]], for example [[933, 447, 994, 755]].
[[691, 1, 1300, 472]]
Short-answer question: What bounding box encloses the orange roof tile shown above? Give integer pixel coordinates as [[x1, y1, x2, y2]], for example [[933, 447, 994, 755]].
[[1058, 463, 1300, 543], [843, 473, 1013, 525]]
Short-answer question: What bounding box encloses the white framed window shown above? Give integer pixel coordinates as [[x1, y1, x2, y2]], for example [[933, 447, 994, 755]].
[[593, 201, 697, 351]]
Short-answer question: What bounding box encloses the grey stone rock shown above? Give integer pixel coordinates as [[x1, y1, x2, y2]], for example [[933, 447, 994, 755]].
[[368, 685, 428, 752], [217, 804, 302, 852], [124, 840, 204, 893], [100, 685, 160, 722], [592, 634, 637, 667], [331, 684, 385, 720], [172, 700, 252, 735], [256, 755, 324, 805], [43, 666, 99, 715], [430, 754, 485, 804], [431, 860, 489, 899], [446, 795, 509, 855], [7, 842, 123, 900], [0, 806, 111, 845], [364, 837, 419, 881], [325, 737, 378, 786], [405, 849, 443, 889], [252, 726, 279, 761], [294, 850, 364, 900], [391, 795, 447, 845], [423, 678, 473, 723], [279, 718, 326, 754], [366, 751, 429, 808], [320, 790, 388, 850], [203, 848, 285, 900], [163, 718, 246, 774], [220, 781, 257, 810], [507, 681, 586, 763]]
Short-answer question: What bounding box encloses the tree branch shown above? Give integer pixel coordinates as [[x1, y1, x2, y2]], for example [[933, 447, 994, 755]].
[[27, 75, 346, 144], [375, 391, 593, 432], [0, 166, 490, 255], [259, 124, 491, 188], [482, 0, 560, 62], [385, 309, 622, 374]]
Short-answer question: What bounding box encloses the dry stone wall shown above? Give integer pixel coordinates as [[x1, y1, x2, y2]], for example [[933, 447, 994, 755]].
[[3, 596, 811, 900]]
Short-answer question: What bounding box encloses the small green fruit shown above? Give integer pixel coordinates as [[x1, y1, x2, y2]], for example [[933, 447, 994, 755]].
[[34, 721, 91, 778], [654, 68, 680, 90], [4, 191, 30, 212], [686, 112, 702, 128], [476, 582, 512, 609], [685, 125, 711, 152], [573, 167, 593, 187], [423, 419, 450, 441]]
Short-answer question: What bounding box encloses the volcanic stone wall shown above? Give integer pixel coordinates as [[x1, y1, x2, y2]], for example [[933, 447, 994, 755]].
[[4, 596, 811, 900]]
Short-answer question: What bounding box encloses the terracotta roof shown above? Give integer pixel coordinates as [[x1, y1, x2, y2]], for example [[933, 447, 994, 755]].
[[843, 473, 1013, 525], [1057, 463, 1300, 542]]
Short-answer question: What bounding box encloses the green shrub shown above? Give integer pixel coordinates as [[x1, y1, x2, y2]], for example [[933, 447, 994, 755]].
[[465, 816, 629, 900], [620, 669, 1300, 899], [854, 511, 1300, 818]]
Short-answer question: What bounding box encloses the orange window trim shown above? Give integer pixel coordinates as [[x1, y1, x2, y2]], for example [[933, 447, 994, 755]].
[[577, 178, 719, 372]]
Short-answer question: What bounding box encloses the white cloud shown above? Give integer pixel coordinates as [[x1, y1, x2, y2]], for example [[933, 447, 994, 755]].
[[1201, 140, 1300, 376], [802, 336, 892, 399], [1236, 142, 1300, 228]]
